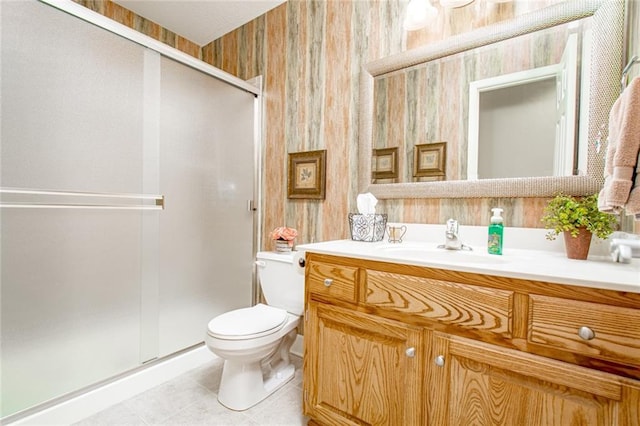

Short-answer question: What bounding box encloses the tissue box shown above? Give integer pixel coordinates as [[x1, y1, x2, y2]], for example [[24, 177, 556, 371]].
[[348, 213, 387, 242]]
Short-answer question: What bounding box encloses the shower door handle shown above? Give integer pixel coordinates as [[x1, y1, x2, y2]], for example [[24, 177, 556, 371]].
[[0, 187, 164, 210]]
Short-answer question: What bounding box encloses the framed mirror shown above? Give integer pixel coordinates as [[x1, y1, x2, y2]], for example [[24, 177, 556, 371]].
[[358, 0, 625, 199]]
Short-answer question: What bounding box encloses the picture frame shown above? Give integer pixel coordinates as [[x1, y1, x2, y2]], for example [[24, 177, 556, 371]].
[[372, 147, 399, 180], [414, 142, 446, 178], [287, 149, 326, 200]]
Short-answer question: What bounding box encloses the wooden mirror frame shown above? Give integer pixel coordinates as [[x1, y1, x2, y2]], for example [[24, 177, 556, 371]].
[[358, 0, 625, 199]]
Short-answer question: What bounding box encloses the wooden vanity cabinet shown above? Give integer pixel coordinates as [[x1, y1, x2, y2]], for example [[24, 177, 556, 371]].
[[303, 254, 424, 425], [302, 252, 640, 426], [305, 301, 424, 425], [430, 334, 637, 425]]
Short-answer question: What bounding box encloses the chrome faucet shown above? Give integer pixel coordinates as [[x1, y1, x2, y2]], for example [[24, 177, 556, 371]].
[[438, 218, 472, 251], [444, 218, 462, 250], [610, 236, 640, 263]]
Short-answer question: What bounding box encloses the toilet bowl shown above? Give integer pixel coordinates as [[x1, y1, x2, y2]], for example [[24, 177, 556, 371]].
[[205, 251, 304, 411]]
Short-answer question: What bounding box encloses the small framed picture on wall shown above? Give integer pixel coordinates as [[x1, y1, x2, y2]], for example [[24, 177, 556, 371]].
[[287, 149, 326, 200], [372, 147, 399, 180], [414, 142, 446, 179]]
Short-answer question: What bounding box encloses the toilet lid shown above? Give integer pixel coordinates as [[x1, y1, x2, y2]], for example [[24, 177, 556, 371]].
[[207, 304, 288, 340]]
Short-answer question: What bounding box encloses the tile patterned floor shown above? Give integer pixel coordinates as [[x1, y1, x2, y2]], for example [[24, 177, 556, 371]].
[[73, 356, 308, 426]]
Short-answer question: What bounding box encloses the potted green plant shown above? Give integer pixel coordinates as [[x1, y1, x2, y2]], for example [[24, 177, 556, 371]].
[[541, 193, 617, 260]]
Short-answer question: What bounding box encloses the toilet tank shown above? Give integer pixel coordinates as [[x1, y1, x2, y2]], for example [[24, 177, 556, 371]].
[[256, 251, 305, 315]]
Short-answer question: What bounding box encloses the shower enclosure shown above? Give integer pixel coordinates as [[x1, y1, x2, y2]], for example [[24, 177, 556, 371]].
[[0, 0, 258, 419]]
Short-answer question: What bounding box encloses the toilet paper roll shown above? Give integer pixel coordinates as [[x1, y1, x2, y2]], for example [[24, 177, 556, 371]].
[[292, 251, 306, 275]]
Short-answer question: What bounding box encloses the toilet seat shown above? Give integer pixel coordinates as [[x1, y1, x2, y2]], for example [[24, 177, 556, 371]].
[[207, 303, 288, 340]]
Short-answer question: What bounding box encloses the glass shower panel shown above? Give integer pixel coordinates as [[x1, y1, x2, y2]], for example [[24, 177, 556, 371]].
[[1, 2, 145, 193], [158, 57, 255, 356], [1, 1, 147, 417], [0, 210, 143, 417]]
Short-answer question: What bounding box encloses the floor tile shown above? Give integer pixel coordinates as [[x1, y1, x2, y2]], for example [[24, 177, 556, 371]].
[[123, 375, 214, 424], [243, 385, 308, 426], [72, 401, 146, 426], [71, 354, 306, 425], [159, 397, 259, 426]]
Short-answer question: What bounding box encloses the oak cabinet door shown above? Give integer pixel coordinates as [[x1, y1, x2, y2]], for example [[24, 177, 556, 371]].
[[429, 333, 634, 426], [304, 302, 424, 426]]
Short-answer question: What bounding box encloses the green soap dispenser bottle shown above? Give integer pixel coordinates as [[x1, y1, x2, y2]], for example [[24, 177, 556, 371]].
[[488, 207, 504, 255]]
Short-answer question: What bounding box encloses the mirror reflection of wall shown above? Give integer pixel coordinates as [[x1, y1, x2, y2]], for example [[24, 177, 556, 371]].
[[469, 32, 581, 180], [371, 17, 589, 184], [476, 78, 557, 179]]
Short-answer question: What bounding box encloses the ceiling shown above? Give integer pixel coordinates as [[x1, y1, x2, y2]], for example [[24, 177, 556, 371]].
[[113, 0, 286, 46]]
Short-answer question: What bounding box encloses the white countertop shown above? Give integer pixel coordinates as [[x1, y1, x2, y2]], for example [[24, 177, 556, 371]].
[[296, 224, 640, 294]]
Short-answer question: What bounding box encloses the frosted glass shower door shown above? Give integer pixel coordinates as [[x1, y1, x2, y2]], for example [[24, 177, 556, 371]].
[[1, 0, 257, 418], [157, 57, 256, 357], [0, 0, 147, 417]]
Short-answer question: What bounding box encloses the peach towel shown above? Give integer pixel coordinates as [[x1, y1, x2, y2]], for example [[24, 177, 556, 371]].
[[598, 77, 640, 217]]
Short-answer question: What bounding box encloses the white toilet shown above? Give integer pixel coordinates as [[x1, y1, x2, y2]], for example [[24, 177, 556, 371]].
[[205, 250, 304, 411]]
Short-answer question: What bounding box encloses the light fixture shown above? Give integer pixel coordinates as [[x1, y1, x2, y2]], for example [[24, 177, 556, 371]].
[[403, 0, 438, 31], [440, 0, 512, 8], [439, 0, 474, 8]]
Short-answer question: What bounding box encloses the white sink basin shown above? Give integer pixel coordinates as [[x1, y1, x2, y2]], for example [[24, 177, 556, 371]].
[[377, 244, 508, 264]]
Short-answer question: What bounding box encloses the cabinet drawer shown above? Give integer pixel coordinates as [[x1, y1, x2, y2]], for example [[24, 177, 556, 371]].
[[307, 261, 358, 303], [529, 295, 640, 366], [365, 270, 514, 337]]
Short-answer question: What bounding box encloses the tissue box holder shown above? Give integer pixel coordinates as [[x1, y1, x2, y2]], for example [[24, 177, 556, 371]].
[[348, 213, 387, 242]]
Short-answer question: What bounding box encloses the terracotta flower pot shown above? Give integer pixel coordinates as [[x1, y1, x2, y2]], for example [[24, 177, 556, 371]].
[[563, 229, 592, 260]]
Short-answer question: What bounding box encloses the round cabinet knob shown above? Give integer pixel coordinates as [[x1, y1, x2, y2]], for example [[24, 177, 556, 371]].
[[405, 347, 416, 358], [323, 278, 333, 287], [434, 355, 445, 367], [578, 326, 596, 341], [298, 258, 306, 267]]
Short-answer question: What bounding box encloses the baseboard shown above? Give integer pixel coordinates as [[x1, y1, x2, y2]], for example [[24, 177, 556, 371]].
[[7, 346, 217, 426]]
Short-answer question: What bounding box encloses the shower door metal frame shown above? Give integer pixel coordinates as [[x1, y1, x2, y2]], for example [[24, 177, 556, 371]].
[[38, 0, 260, 96]]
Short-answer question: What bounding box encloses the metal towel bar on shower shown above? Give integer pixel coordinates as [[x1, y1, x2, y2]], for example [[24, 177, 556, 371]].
[[0, 187, 165, 210], [621, 55, 639, 92]]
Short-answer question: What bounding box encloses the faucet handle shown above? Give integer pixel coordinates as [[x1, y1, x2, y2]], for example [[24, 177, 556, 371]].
[[610, 238, 640, 263], [446, 218, 458, 234]]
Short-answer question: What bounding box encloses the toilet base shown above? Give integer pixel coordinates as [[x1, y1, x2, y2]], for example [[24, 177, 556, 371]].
[[217, 329, 298, 411]]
